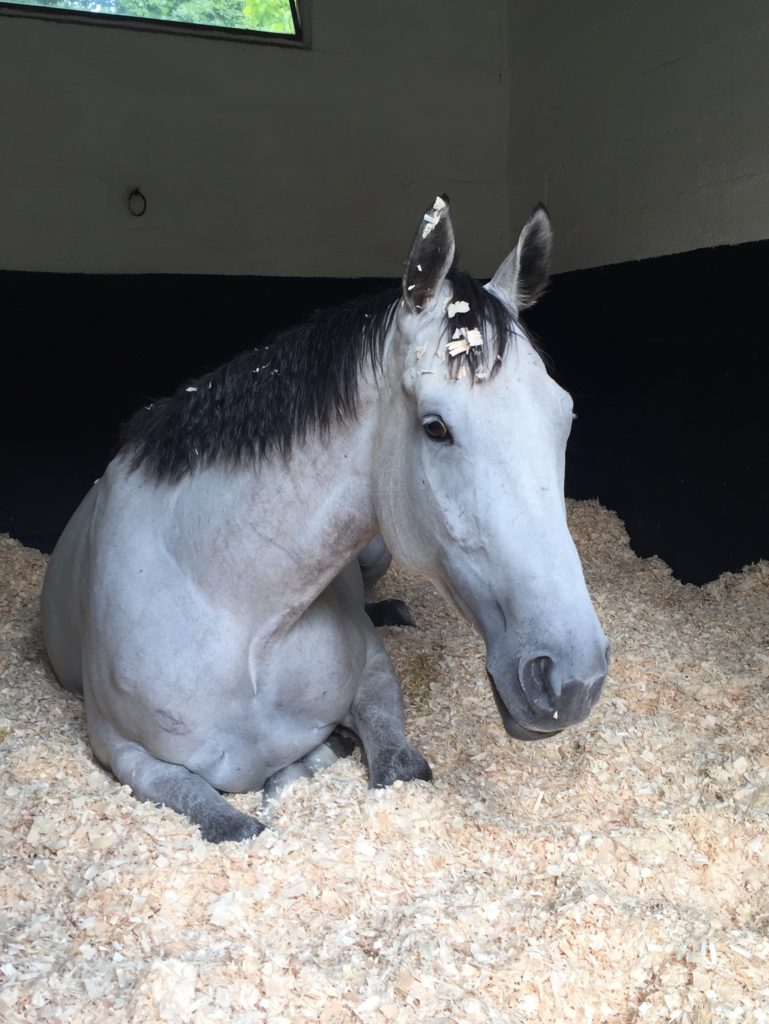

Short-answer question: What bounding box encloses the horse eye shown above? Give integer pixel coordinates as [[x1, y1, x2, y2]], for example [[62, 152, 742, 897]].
[[423, 416, 452, 443]]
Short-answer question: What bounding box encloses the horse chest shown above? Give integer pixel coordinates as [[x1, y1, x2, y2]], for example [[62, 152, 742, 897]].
[[180, 601, 368, 788], [250, 595, 369, 723]]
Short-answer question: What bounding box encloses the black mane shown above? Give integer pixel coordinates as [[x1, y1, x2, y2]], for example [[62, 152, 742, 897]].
[[121, 270, 518, 482]]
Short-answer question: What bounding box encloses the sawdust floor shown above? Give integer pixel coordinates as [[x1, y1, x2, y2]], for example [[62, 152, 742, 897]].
[[1, 501, 768, 1024]]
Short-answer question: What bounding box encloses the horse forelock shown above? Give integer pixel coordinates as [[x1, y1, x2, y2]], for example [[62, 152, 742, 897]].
[[438, 269, 522, 383], [119, 269, 530, 482]]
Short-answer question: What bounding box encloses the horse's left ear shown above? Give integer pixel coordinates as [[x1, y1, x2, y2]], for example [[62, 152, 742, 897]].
[[402, 194, 456, 314], [489, 203, 552, 310]]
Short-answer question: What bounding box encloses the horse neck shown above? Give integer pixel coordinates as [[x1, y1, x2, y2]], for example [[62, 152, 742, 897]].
[[163, 378, 381, 620]]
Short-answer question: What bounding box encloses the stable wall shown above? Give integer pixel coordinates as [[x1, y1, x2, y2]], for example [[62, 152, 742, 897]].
[[0, 0, 510, 277], [2, 0, 768, 582], [508, 0, 769, 272], [499, 0, 769, 582]]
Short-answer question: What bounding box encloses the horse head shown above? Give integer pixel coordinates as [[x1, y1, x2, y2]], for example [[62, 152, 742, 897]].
[[373, 196, 610, 739]]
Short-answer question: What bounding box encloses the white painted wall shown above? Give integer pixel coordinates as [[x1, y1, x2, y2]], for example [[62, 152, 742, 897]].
[[7, 1, 765, 278], [508, 0, 769, 272], [0, 1, 510, 276]]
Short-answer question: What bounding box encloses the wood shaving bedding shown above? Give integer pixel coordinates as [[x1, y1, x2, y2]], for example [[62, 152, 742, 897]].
[[1, 501, 768, 1023]]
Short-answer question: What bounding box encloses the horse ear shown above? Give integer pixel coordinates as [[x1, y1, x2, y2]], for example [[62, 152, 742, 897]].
[[402, 194, 456, 313], [489, 203, 552, 310]]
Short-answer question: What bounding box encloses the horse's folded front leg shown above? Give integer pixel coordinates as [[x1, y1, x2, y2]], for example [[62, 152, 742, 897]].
[[110, 742, 264, 843], [343, 642, 432, 788]]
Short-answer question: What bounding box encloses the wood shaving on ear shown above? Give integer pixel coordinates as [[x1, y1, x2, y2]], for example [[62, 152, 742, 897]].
[[1, 505, 768, 1023]]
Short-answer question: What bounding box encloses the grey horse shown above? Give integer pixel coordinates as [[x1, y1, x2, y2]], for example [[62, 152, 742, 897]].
[[41, 195, 609, 841]]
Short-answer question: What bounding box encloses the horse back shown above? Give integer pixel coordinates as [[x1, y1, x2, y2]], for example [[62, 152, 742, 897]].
[[41, 481, 100, 695]]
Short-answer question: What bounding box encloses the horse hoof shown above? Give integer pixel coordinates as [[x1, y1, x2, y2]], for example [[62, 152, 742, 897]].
[[199, 811, 265, 844], [325, 727, 358, 759], [365, 599, 416, 628], [370, 744, 432, 788]]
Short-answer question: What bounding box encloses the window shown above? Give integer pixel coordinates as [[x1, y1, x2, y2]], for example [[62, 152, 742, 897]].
[[0, 0, 302, 41]]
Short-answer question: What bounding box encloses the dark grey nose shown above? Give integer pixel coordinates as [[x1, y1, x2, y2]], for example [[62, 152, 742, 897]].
[[519, 651, 608, 728]]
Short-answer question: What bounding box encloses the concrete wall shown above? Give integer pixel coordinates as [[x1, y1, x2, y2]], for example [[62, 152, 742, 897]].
[[508, 0, 769, 272], [0, 0, 509, 276]]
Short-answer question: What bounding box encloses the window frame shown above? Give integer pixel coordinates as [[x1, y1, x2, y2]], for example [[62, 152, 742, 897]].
[[0, 0, 308, 48]]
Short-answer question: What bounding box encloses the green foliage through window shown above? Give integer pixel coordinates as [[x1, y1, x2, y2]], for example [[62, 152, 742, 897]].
[[3, 0, 298, 35]]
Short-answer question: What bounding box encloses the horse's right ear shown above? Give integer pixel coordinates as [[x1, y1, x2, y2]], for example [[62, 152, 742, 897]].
[[489, 204, 552, 310], [402, 195, 456, 314]]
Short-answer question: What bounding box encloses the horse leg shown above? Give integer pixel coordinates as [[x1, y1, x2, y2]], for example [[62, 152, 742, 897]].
[[342, 640, 431, 788], [109, 742, 264, 843], [263, 728, 358, 801], [358, 536, 416, 628], [358, 536, 392, 595]]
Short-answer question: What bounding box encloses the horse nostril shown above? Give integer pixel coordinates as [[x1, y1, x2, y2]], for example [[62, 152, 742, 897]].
[[519, 655, 557, 715]]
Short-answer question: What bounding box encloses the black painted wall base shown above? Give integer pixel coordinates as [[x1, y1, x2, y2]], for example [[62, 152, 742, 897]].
[[525, 240, 769, 584], [2, 240, 768, 584], [2, 272, 390, 556]]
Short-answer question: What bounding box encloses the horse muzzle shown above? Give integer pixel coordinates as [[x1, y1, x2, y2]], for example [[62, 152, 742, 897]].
[[486, 645, 610, 740]]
